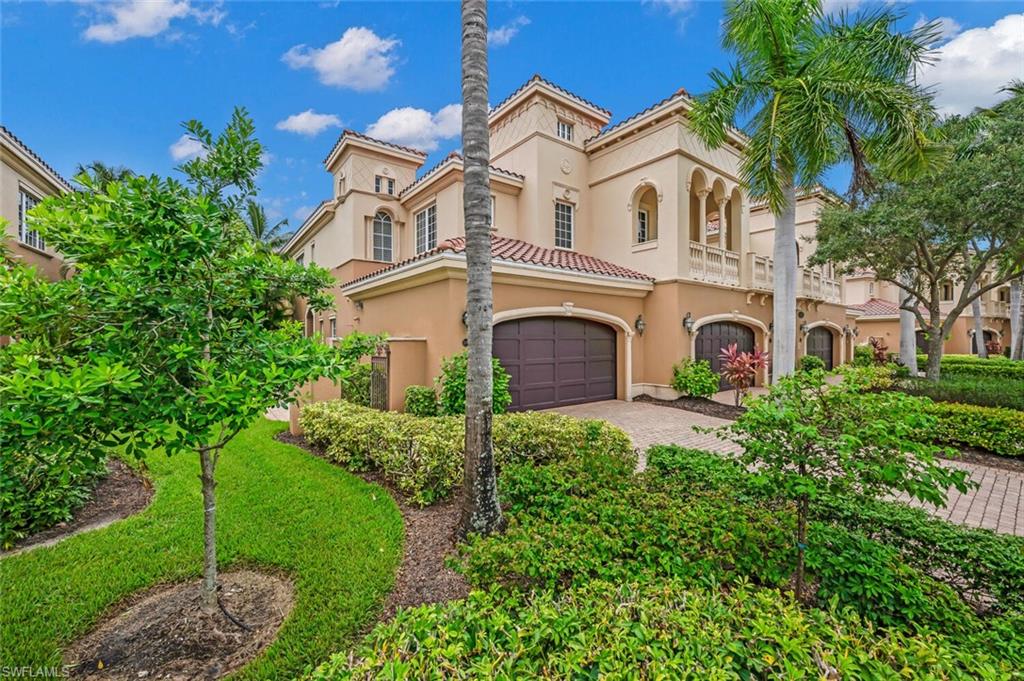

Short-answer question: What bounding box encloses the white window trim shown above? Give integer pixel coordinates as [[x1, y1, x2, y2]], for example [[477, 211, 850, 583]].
[[18, 187, 45, 251], [637, 209, 649, 244], [557, 119, 574, 142], [415, 204, 437, 254], [372, 211, 394, 262], [554, 200, 574, 250]]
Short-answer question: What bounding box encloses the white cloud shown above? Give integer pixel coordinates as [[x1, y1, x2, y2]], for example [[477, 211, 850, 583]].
[[365, 104, 462, 152], [488, 16, 530, 47], [293, 205, 317, 222], [81, 0, 226, 43], [913, 14, 962, 43], [282, 27, 399, 91], [275, 109, 343, 136], [643, 0, 693, 31], [169, 134, 206, 161], [918, 14, 1024, 115]]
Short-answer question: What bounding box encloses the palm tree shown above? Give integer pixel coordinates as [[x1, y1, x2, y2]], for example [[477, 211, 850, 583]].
[[459, 0, 503, 537], [242, 201, 290, 252], [690, 0, 939, 380], [75, 161, 133, 191]]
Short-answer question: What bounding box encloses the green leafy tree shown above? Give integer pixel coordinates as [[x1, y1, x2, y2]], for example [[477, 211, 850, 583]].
[[813, 88, 1024, 380], [0, 109, 339, 610], [689, 0, 940, 380], [74, 160, 134, 192], [710, 371, 971, 600], [243, 200, 291, 252]]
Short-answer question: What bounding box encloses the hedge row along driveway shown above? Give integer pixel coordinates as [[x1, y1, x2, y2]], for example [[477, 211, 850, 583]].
[[0, 419, 403, 679]]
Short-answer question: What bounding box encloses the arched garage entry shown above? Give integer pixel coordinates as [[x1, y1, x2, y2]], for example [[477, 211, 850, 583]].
[[493, 316, 617, 411], [806, 326, 835, 369], [695, 321, 755, 390]]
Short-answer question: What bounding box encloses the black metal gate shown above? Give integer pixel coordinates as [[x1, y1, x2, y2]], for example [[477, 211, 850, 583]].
[[369, 344, 390, 411]]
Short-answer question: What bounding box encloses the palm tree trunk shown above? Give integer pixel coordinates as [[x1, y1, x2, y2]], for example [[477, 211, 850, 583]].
[[898, 275, 918, 374], [460, 0, 503, 537], [971, 282, 987, 357], [1010, 277, 1022, 360], [772, 182, 798, 381]]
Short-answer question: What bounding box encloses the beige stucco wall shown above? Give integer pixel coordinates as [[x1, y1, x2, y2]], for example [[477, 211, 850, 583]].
[[1, 140, 66, 280]]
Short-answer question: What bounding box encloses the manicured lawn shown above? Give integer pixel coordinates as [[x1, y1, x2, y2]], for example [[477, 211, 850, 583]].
[[0, 419, 403, 679]]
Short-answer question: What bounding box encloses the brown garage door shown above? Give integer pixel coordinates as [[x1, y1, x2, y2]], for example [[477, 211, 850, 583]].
[[695, 321, 755, 390], [807, 326, 834, 370], [493, 317, 616, 411]]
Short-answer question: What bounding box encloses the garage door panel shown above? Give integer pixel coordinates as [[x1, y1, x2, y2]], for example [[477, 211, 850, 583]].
[[696, 322, 756, 391], [807, 327, 834, 370], [494, 316, 617, 411]]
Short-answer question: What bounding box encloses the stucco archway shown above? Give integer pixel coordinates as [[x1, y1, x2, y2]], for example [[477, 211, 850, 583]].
[[803, 320, 845, 365], [493, 305, 635, 401]]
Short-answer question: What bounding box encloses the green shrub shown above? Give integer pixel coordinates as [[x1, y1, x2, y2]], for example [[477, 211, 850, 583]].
[[1, 447, 108, 548], [670, 358, 720, 397], [339, 362, 371, 407], [925, 401, 1024, 457], [798, 354, 825, 372], [853, 344, 873, 367], [299, 401, 633, 505], [898, 375, 1024, 411], [436, 351, 512, 416], [403, 385, 437, 416], [314, 579, 1015, 680], [838, 363, 896, 390], [917, 353, 1024, 380]]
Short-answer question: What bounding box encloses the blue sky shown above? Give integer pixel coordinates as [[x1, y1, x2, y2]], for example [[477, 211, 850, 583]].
[[2, 1, 1022, 228]]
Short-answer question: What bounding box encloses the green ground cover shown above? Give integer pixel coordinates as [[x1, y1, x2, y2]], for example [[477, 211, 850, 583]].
[[0, 419, 403, 679]]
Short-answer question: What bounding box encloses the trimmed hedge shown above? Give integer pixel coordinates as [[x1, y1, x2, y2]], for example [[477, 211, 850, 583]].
[[403, 385, 438, 416], [917, 353, 1024, 380], [926, 401, 1024, 458], [299, 401, 634, 505], [898, 375, 1024, 411], [312, 579, 1014, 680]]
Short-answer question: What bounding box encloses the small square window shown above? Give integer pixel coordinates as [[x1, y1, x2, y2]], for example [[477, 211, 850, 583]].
[[374, 176, 395, 195], [557, 120, 574, 142]]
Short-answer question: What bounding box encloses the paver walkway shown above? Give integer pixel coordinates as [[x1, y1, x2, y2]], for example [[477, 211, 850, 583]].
[[554, 400, 1024, 536]]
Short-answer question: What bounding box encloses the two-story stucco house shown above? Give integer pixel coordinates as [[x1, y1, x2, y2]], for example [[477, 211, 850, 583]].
[[1, 125, 72, 281], [284, 76, 855, 414]]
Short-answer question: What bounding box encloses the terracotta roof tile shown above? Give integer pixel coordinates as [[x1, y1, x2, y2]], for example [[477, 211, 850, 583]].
[[399, 151, 525, 198], [323, 129, 428, 166], [345, 235, 653, 286], [490, 74, 611, 120], [0, 125, 73, 191], [849, 298, 926, 317]]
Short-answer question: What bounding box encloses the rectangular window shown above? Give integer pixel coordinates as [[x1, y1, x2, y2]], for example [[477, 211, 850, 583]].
[[375, 175, 395, 195], [637, 210, 649, 244], [415, 204, 437, 254], [18, 190, 44, 250], [942, 282, 954, 301], [329, 317, 337, 339], [554, 201, 574, 249], [296, 254, 305, 267], [489, 195, 496, 228], [556, 120, 574, 142], [318, 318, 324, 338], [373, 215, 393, 262]]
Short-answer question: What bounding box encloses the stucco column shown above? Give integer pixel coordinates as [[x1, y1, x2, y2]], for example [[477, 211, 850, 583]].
[[717, 198, 729, 251], [624, 330, 634, 401], [697, 189, 709, 245]]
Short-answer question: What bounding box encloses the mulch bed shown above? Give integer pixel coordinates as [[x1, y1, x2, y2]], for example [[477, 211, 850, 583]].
[[6, 458, 153, 555], [634, 393, 746, 420], [64, 570, 293, 680], [275, 431, 469, 621]]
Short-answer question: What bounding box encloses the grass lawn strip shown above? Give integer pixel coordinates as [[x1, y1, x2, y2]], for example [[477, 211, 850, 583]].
[[0, 419, 403, 679]]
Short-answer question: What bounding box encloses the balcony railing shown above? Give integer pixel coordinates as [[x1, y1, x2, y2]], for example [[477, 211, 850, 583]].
[[799, 268, 842, 303], [690, 242, 741, 286], [987, 300, 1010, 318], [748, 253, 774, 291]]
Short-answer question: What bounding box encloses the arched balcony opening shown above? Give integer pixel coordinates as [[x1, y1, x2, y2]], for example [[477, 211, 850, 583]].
[[632, 185, 659, 245], [688, 171, 740, 286]]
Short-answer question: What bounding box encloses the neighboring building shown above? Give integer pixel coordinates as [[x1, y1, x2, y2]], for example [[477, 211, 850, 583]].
[[750, 186, 1014, 356], [1, 125, 72, 280], [284, 75, 853, 416]]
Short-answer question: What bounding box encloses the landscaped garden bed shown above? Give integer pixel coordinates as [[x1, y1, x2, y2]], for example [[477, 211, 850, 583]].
[[0, 420, 403, 680], [633, 392, 745, 420]]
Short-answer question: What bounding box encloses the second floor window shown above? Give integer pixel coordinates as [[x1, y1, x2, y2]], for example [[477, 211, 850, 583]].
[[415, 204, 437, 254], [372, 211, 393, 262], [489, 195, 496, 228], [555, 201, 573, 249], [637, 210, 649, 244], [941, 282, 954, 301], [375, 175, 395, 195], [296, 254, 305, 267], [557, 120, 574, 142], [18, 189, 44, 251], [329, 317, 337, 339]]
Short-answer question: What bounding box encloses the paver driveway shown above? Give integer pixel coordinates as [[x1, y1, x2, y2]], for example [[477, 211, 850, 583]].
[[554, 400, 1024, 537]]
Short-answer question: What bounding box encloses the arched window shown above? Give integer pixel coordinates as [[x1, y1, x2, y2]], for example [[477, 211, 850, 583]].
[[633, 186, 658, 244], [372, 211, 393, 262], [305, 309, 315, 338]]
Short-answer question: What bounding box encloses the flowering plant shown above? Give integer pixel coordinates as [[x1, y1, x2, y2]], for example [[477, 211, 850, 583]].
[[718, 343, 769, 406]]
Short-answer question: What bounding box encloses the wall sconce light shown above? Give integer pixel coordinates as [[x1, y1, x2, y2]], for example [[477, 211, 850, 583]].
[[682, 312, 694, 335], [634, 314, 646, 336], [853, 326, 860, 337], [461, 310, 468, 327], [768, 322, 774, 333], [842, 324, 851, 337], [800, 322, 809, 335]]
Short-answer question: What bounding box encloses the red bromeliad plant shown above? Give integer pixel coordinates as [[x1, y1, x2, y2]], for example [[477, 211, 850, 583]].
[[719, 343, 769, 406]]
